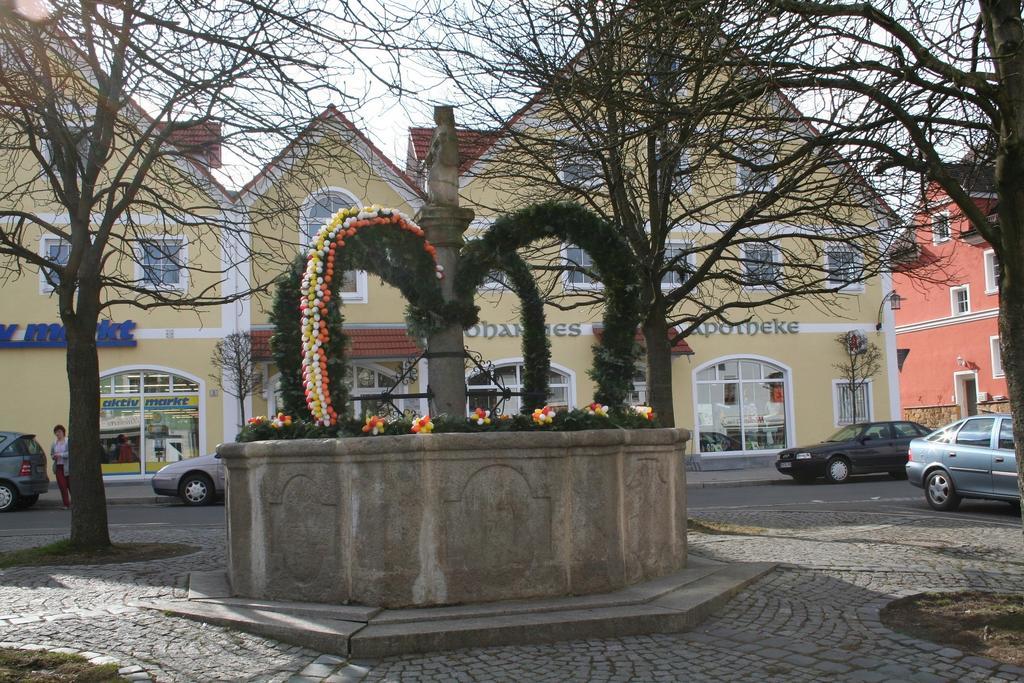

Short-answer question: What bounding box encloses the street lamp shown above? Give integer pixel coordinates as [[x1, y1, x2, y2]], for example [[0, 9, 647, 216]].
[[875, 291, 902, 330]]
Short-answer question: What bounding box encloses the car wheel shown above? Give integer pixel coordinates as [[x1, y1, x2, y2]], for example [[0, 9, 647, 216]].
[[889, 470, 908, 480], [924, 470, 961, 511], [16, 494, 39, 509], [0, 482, 19, 513], [825, 457, 851, 484], [179, 473, 214, 506]]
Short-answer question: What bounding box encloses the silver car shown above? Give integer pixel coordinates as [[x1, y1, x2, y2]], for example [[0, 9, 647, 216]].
[[907, 414, 1019, 511], [150, 453, 224, 506]]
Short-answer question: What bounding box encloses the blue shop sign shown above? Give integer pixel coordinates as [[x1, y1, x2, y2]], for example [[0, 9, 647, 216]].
[[0, 320, 138, 348]]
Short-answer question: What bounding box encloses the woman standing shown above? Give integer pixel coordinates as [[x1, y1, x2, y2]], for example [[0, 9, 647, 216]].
[[51, 424, 71, 509]]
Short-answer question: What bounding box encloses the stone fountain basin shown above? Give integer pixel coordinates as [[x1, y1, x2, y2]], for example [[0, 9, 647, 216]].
[[218, 427, 689, 609]]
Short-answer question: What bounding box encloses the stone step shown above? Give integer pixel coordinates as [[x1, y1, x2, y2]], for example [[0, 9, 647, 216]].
[[140, 560, 775, 659], [349, 561, 774, 658]]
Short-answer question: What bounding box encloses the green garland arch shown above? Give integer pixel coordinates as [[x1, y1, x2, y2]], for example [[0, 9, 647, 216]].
[[272, 209, 468, 423], [454, 201, 642, 408]]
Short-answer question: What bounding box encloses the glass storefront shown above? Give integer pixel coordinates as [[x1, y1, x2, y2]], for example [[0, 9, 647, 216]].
[[695, 359, 788, 453], [99, 370, 201, 475]]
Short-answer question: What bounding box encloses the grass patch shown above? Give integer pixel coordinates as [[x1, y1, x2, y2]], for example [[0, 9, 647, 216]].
[[0, 541, 197, 569], [881, 591, 1024, 666], [0, 647, 128, 682], [687, 518, 768, 536]]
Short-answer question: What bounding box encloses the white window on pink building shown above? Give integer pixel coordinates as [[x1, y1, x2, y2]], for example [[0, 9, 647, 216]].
[[950, 285, 970, 316]]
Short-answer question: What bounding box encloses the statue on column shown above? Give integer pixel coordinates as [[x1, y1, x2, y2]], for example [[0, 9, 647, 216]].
[[425, 105, 461, 207]]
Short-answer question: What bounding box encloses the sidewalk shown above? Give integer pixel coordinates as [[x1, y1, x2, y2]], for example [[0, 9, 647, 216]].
[[36, 480, 176, 509], [34, 464, 789, 508]]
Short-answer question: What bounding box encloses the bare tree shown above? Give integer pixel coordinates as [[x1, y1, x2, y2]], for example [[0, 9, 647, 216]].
[[210, 332, 262, 427], [0, 1, 402, 549], [680, 0, 1024, 534], [420, 0, 930, 425], [832, 332, 882, 426]]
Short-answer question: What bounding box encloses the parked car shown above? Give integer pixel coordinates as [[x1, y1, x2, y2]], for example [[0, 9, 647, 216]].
[[150, 453, 224, 506], [776, 421, 932, 483], [907, 414, 1019, 511], [0, 431, 49, 512]]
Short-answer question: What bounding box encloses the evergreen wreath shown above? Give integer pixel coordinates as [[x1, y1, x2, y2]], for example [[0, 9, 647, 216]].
[[455, 201, 642, 408]]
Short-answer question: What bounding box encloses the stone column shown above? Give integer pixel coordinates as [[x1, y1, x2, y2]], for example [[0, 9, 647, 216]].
[[419, 105, 474, 417]]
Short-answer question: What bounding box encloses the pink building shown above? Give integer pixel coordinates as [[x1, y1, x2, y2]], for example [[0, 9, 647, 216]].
[[895, 163, 1007, 427]]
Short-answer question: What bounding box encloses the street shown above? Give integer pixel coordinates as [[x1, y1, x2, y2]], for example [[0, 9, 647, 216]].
[[1, 478, 1022, 681]]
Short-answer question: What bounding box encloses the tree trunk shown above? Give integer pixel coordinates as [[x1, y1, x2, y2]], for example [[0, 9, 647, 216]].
[[64, 309, 111, 550], [642, 306, 676, 427]]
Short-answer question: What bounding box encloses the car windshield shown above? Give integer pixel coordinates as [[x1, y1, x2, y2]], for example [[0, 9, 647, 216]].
[[826, 425, 863, 442]]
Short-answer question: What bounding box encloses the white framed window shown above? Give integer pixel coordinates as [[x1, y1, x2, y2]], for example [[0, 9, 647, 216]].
[[673, 150, 693, 194], [662, 242, 695, 289], [563, 244, 602, 290], [627, 365, 648, 406], [736, 144, 777, 193], [467, 361, 574, 415], [136, 237, 187, 290], [557, 138, 603, 189], [479, 269, 511, 292], [558, 158, 602, 188], [39, 236, 70, 293], [984, 249, 1000, 294], [300, 189, 367, 303], [833, 380, 873, 426], [950, 284, 970, 316], [991, 336, 1004, 378], [742, 243, 781, 289], [824, 244, 864, 291], [931, 212, 951, 243]]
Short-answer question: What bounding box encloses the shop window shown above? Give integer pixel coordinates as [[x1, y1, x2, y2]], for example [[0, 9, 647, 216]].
[[39, 237, 70, 292], [695, 359, 788, 453], [950, 285, 970, 316], [991, 336, 1004, 378], [137, 238, 186, 290], [984, 250, 1000, 294], [467, 362, 573, 415], [742, 243, 782, 288], [825, 245, 863, 291], [662, 242, 695, 289], [833, 381, 872, 426], [301, 189, 367, 302], [931, 212, 950, 243], [99, 369, 201, 476], [344, 362, 421, 418], [564, 245, 601, 290]]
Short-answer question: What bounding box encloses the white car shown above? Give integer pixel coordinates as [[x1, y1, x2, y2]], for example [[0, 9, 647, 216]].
[[150, 453, 224, 506]]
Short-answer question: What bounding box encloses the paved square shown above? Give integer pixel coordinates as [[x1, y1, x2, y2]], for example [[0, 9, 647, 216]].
[[1, 508, 1022, 681]]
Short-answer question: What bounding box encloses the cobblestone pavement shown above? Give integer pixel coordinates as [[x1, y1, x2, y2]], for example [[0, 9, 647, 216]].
[[1, 508, 1023, 682]]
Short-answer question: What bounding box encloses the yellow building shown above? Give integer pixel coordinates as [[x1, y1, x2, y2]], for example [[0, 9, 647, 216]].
[[0, 102, 901, 478]]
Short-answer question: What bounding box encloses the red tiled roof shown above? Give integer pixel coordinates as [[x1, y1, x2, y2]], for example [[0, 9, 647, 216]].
[[593, 327, 694, 355], [250, 327, 422, 362], [165, 121, 222, 168], [407, 127, 502, 174], [251, 329, 272, 360]]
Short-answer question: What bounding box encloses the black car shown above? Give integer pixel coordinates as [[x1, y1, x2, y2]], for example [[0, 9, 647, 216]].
[[776, 421, 932, 483]]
